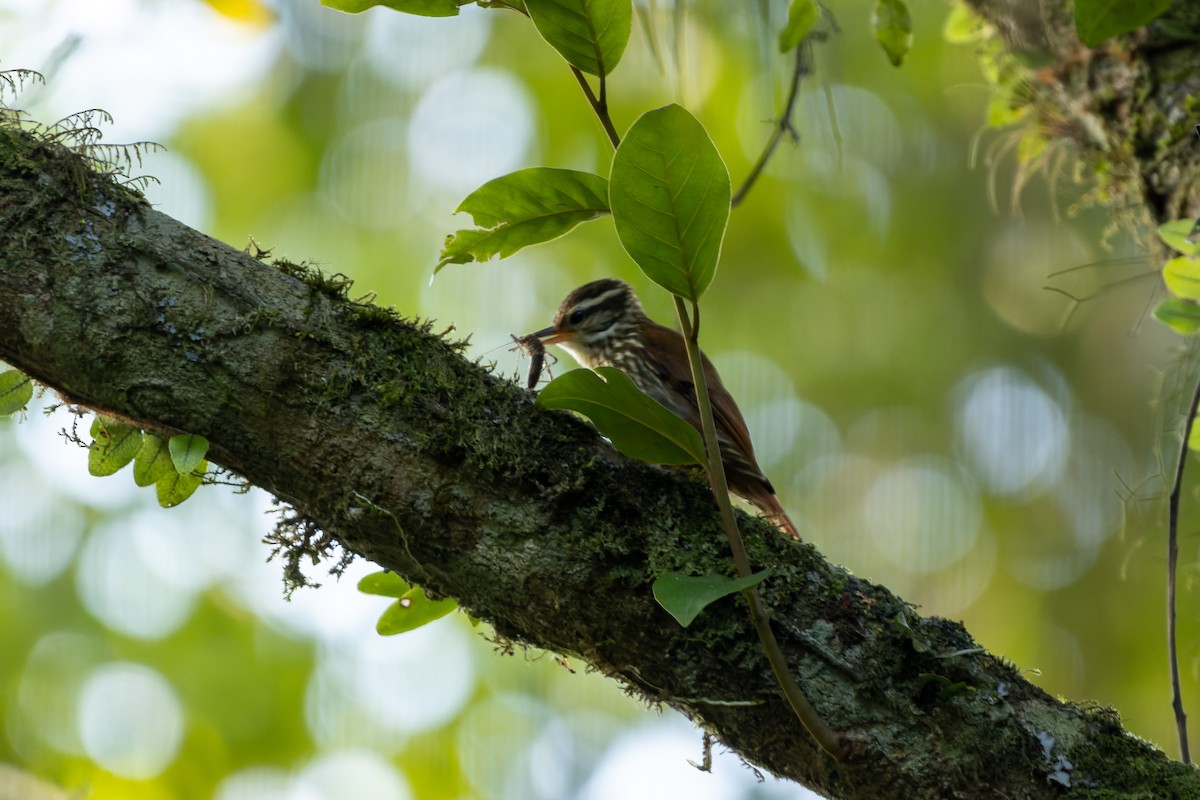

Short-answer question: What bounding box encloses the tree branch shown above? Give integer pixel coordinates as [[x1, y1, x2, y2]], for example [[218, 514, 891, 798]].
[[2, 116, 1198, 797]]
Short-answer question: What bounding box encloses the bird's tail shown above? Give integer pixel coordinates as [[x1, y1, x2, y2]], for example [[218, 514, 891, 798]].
[[750, 490, 801, 540]]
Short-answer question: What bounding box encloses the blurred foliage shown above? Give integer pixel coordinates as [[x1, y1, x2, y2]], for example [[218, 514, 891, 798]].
[[1, 0, 1196, 797]]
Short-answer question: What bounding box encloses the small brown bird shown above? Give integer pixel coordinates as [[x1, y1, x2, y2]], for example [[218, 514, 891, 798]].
[[529, 278, 799, 538]]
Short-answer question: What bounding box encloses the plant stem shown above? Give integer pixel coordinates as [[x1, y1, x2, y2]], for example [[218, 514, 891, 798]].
[[731, 41, 809, 208], [1168, 372, 1200, 764], [570, 27, 841, 758], [672, 295, 845, 760], [570, 66, 620, 149]]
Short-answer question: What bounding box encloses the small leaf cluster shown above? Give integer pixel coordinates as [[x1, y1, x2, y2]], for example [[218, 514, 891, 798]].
[[89, 417, 210, 507], [358, 571, 457, 635], [1152, 220, 1200, 336], [1, 374, 207, 508]]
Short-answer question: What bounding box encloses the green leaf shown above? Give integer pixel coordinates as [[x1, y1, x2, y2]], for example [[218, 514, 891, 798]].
[[536, 366, 705, 465], [156, 459, 207, 508], [1158, 219, 1200, 257], [525, 0, 632, 78], [376, 586, 457, 635], [358, 571, 411, 598], [652, 570, 769, 627], [1074, 0, 1171, 47], [88, 418, 143, 477], [1189, 422, 1200, 453], [1163, 256, 1200, 301], [1154, 298, 1200, 335], [133, 433, 176, 487], [0, 369, 33, 415], [892, 610, 931, 653], [437, 168, 610, 271], [168, 434, 209, 475], [943, 3, 985, 44], [609, 104, 731, 302], [779, 0, 818, 52], [320, 0, 466, 16], [872, 0, 912, 67]]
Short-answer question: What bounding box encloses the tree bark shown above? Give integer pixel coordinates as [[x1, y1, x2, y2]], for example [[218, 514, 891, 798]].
[[2, 6, 1200, 789]]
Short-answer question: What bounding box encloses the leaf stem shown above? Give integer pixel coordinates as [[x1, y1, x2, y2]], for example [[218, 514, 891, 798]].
[[672, 295, 845, 760], [1168, 371, 1199, 764], [570, 66, 621, 149], [731, 40, 809, 208]]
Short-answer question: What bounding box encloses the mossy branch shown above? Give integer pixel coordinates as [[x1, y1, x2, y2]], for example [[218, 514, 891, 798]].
[[0, 118, 1198, 797]]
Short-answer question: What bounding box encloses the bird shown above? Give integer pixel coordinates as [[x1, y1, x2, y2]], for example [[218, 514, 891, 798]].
[[527, 277, 800, 539]]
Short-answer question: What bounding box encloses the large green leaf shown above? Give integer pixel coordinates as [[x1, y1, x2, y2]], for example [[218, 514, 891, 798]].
[[536, 366, 705, 465], [376, 587, 457, 635], [321, 0, 466, 16], [652, 570, 769, 627], [1154, 298, 1200, 335], [1158, 219, 1200, 257], [779, 0, 818, 53], [0, 369, 33, 416], [1163, 257, 1200, 301], [358, 571, 411, 598], [609, 104, 731, 302], [133, 433, 175, 487], [1074, 0, 1171, 47], [156, 459, 207, 508], [437, 168, 610, 271], [872, 0, 912, 67], [88, 418, 143, 477], [168, 434, 209, 475], [525, 0, 632, 78]]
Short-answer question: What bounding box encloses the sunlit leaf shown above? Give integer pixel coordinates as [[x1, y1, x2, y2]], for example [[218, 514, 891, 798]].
[[525, 0, 632, 77], [358, 571, 411, 598], [943, 3, 985, 44], [610, 104, 730, 302], [1074, 0, 1170, 47], [537, 367, 705, 465], [169, 434, 209, 475], [1158, 219, 1200, 257], [437, 168, 610, 271], [88, 418, 143, 477], [133, 433, 175, 487], [376, 586, 457, 635], [872, 0, 912, 67], [779, 0, 818, 52], [652, 570, 768, 627], [321, 0, 466, 16], [1153, 298, 1200, 335], [1188, 421, 1200, 452], [0, 369, 33, 415], [1163, 257, 1200, 301], [156, 459, 207, 508]]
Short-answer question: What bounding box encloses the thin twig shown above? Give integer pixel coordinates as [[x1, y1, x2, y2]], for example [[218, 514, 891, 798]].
[[1168, 371, 1200, 765], [731, 41, 809, 207], [673, 297, 845, 760], [570, 66, 620, 149]]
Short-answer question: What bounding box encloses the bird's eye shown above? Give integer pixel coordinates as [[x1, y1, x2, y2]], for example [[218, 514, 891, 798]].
[[568, 309, 585, 326]]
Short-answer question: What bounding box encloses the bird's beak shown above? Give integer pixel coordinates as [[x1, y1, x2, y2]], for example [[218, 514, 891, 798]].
[[529, 325, 569, 346]]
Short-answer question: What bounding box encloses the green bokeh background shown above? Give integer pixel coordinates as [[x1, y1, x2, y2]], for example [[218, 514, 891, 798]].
[[0, 0, 1193, 797]]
